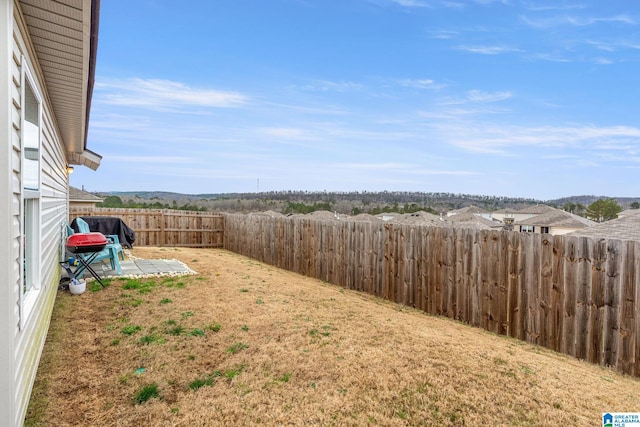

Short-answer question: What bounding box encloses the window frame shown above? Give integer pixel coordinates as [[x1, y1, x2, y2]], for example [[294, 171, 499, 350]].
[[19, 61, 42, 330]]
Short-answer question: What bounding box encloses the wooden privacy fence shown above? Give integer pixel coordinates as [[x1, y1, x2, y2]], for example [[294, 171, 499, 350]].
[[223, 213, 640, 378], [69, 208, 224, 247]]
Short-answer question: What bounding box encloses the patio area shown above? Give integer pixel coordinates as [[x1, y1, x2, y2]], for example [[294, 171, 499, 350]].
[[91, 258, 195, 278], [63, 249, 196, 283]]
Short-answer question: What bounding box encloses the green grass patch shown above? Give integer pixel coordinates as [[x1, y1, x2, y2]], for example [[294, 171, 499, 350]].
[[134, 383, 160, 404], [166, 280, 186, 289], [226, 342, 248, 354], [207, 322, 221, 332], [189, 371, 221, 390], [159, 298, 172, 305], [224, 365, 245, 380], [139, 334, 167, 345], [88, 281, 105, 292], [181, 311, 195, 320], [190, 328, 205, 337], [167, 326, 185, 336], [520, 365, 536, 375], [189, 377, 213, 390], [277, 372, 292, 383], [122, 279, 156, 294], [121, 325, 142, 336]]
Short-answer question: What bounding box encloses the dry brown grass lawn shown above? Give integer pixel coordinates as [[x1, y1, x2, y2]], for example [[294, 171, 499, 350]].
[[26, 247, 640, 426]]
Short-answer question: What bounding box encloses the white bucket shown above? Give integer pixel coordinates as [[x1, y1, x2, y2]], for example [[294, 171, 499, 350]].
[[69, 278, 86, 295]]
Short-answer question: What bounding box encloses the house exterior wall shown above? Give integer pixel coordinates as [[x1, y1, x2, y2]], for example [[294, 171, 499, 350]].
[[518, 225, 580, 236], [70, 200, 99, 209], [0, 1, 15, 422], [1, 3, 71, 424]]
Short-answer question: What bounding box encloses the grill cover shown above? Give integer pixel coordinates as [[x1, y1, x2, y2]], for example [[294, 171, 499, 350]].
[[66, 232, 107, 254]]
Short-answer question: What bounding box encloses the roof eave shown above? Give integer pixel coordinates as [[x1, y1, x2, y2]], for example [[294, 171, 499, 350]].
[[19, 0, 101, 170], [68, 148, 102, 171]]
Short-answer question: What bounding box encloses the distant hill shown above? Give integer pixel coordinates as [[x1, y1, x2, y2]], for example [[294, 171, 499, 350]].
[[547, 195, 640, 208], [92, 190, 639, 215], [103, 191, 225, 201]]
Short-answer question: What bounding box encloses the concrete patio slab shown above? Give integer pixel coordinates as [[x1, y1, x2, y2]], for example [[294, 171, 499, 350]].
[[70, 258, 196, 280]]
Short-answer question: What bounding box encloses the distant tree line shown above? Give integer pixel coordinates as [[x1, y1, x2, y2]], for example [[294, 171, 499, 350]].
[[211, 190, 540, 208], [98, 191, 637, 220], [284, 201, 333, 214], [98, 195, 207, 211]]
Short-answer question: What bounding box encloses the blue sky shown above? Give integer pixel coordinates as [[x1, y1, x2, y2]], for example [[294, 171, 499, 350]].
[[71, 0, 640, 200]]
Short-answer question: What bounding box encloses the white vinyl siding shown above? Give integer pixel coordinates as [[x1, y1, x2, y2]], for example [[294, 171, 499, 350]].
[[7, 8, 70, 426]]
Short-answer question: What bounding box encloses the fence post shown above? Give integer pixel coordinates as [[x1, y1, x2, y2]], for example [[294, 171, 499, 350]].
[[160, 210, 166, 247]]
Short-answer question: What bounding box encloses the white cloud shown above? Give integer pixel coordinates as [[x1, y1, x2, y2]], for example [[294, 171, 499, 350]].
[[440, 2, 464, 8], [592, 57, 614, 65], [332, 162, 414, 170], [261, 127, 308, 139], [390, 0, 429, 7], [331, 162, 477, 176], [567, 15, 635, 26], [527, 53, 572, 62], [398, 78, 445, 90], [472, 0, 511, 4], [429, 29, 459, 39], [456, 45, 519, 55], [521, 14, 636, 29], [523, 3, 586, 12], [466, 90, 512, 103], [298, 80, 363, 92], [106, 155, 192, 163], [442, 124, 640, 154], [587, 40, 617, 52], [96, 78, 248, 109], [437, 90, 513, 106], [586, 39, 640, 52]]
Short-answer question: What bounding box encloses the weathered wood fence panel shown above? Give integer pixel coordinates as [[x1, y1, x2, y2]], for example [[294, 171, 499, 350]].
[[69, 207, 224, 247], [222, 213, 640, 378]]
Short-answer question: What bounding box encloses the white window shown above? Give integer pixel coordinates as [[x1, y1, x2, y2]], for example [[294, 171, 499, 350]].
[[23, 78, 40, 191], [21, 65, 42, 328], [520, 225, 534, 233]]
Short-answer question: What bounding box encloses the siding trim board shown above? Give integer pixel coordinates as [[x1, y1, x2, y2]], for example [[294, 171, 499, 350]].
[[1, 2, 17, 422]]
